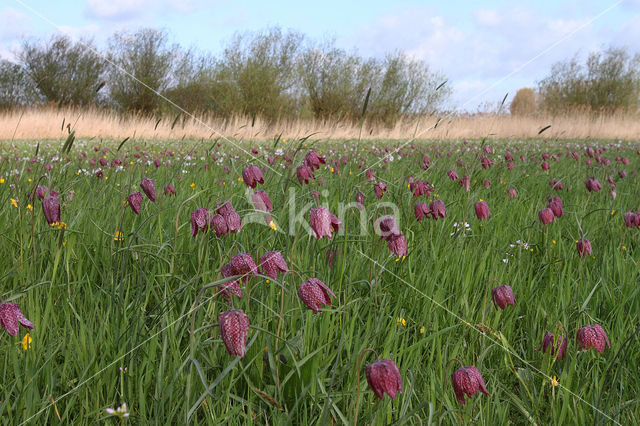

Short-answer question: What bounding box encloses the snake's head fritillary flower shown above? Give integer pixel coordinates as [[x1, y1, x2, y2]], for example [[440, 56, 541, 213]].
[[297, 277, 335, 313], [140, 177, 157, 202], [547, 201, 563, 218], [387, 234, 408, 257], [127, 192, 143, 215], [504, 151, 514, 161], [242, 165, 264, 189], [259, 251, 288, 280], [491, 284, 515, 310], [618, 170, 627, 179], [42, 195, 60, 225], [377, 215, 401, 239], [451, 366, 491, 406], [0, 302, 34, 337], [365, 169, 376, 182], [309, 207, 341, 239], [536, 332, 567, 360], [296, 165, 314, 185], [190, 208, 210, 237], [373, 181, 387, 200], [576, 238, 592, 257], [231, 253, 258, 282], [474, 201, 490, 220], [414, 202, 430, 222], [409, 181, 433, 197], [577, 324, 610, 354], [585, 178, 602, 192], [459, 176, 470, 192], [507, 188, 517, 199], [623, 212, 639, 228], [429, 200, 446, 219], [218, 263, 242, 301], [447, 169, 459, 181], [365, 358, 402, 400], [35, 185, 48, 201], [541, 161, 550, 171], [549, 179, 563, 190], [218, 309, 249, 357], [303, 150, 326, 170], [164, 184, 176, 196], [481, 157, 492, 169], [251, 190, 273, 213], [211, 214, 228, 237], [538, 208, 554, 225], [356, 191, 365, 210]]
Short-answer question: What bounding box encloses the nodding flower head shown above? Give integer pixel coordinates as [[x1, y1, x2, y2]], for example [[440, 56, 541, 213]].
[[491, 284, 515, 310], [365, 358, 402, 400], [451, 365, 491, 406], [585, 178, 602, 192], [474, 201, 490, 220], [387, 234, 408, 257], [429, 200, 446, 219], [459, 176, 470, 192], [251, 190, 273, 213], [242, 165, 264, 189], [536, 332, 567, 360], [373, 181, 387, 200], [508, 188, 517, 199], [231, 253, 258, 282], [356, 191, 365, 210], [164, 184, 177, 196], [259, 251, 288, 280], [42, 195, 61, 225], [218, 263, 242, 302], [377, 215, 401, 239], [414, 202, 430, 222], [0, 302, 34, 337], [365, 169, 376, 182], [447, 169, 459, 181], [576, 238, 593, 257], [409, 180, 434, 197], [538, 208, 554, 225], [303, 150, 326, 170], [577, 324, 610, 354], [140, 178, 157, 202], [218, 309, 249, 357], [298, 277, 335, 314], [127, 192, 143, 215], [547, 197, 563, 217], [35, 185, 48, 201], [309, 207, 341, 239], [623, 212, 640, 228], [190, 208, 210, 236], [296, 165, 315, 185]]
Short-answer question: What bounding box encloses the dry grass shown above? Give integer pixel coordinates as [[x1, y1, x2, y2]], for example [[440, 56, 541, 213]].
[[1, 107, 639, 141]]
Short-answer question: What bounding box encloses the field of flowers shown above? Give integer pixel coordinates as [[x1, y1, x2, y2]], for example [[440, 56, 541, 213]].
[[0, 136, 639, 424]]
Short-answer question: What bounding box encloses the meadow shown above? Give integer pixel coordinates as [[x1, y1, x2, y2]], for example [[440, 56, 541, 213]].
[[0, 135, 639, 425]]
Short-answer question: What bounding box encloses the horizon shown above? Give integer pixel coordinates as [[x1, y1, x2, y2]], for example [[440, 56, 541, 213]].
[[1, 0, 639, 111]]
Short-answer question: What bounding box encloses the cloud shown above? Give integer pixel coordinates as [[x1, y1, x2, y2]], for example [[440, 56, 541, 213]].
[[0, 7, 31, 42], [84, 0, 154, 21]]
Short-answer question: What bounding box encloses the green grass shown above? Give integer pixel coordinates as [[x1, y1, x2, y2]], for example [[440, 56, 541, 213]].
[[1, 137, 639, 424]]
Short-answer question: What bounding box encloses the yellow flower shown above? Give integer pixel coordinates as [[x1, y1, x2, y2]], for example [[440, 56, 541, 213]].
[[22, 333, 32, 350], [396, 317, 406, 327], [114, 231, 124, 242], [419, 326, 425, 334], [27, 178, 32, 182], [269, 220, 277, 231], [0, 178, 5, 183], [550, 376, 559, 387], [621, 245, 627, 251], [190, 182, 195, 189], [26, 204, 33, 211], [237, 177, 243, 182], [530, 248, 534, 252], [330, 167, 335, 172], [282, 138, 286, 142], [611, 210, 616, 215], [10, 198, 18, 208], [552, 240, 556, 244]]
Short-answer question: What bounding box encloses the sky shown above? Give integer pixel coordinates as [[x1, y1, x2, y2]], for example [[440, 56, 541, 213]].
[[1, 0, 640, 111]]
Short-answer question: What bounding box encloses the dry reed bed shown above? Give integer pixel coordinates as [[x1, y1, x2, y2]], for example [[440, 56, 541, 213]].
[[1, 108, 639, 141]]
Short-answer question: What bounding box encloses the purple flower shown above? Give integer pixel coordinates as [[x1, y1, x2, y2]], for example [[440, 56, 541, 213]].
[[309, 207, 341, 239], [459, 176, 470, 192], [140, 178, 157, 202], [387, 234, 408, 257], [577, 324, 610, 354], [35, 185, 48, 201], [585, 178, 602, 192], [303, 150, 326, 170], [296, 165, 315, 185], [414, 202, 430, 222], [365, 358, 402, 400], [42, 195, 61, 225], [373, 181, 387, 200], [508, 188, 517, 199], [218, 263, 242, 302], [218, 309, 249, 357], [355, 191, 365, 210], [623, 212, 639, 228], [474, 201, 490, 220], [242, 165, 265, 189], [251, 190, 273, 213], [536, 332, 567, 360], [259, 251, 288, 280], [164, 184, 177, 196], [538, 208, 554, 225], [190, 208, 210, 236], [211, 214, 228, 237], [231, 253, 258, 281], [576, 238, 592, 257], [447, 169, 459, 181], [451, 366, 491, 406], [128, 192, 143, 215], [0, 302, 34, 336], [491, 285, 515, 310], [429, 200, 446, 219], [297, 277, 335, 313], [547, 200, 563, 218]]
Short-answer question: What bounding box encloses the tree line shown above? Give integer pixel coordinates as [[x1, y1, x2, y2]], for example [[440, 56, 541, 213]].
[[0, 27, 450, 126], [1, 27, 638, 121]]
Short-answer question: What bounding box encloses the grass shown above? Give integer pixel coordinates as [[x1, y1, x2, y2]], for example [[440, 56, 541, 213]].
[[0, 136, 639, 424], [3, 107, 640, 141]]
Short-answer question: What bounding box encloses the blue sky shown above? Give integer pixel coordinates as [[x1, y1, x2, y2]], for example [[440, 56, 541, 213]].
[[2, 0, 639, 110]]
